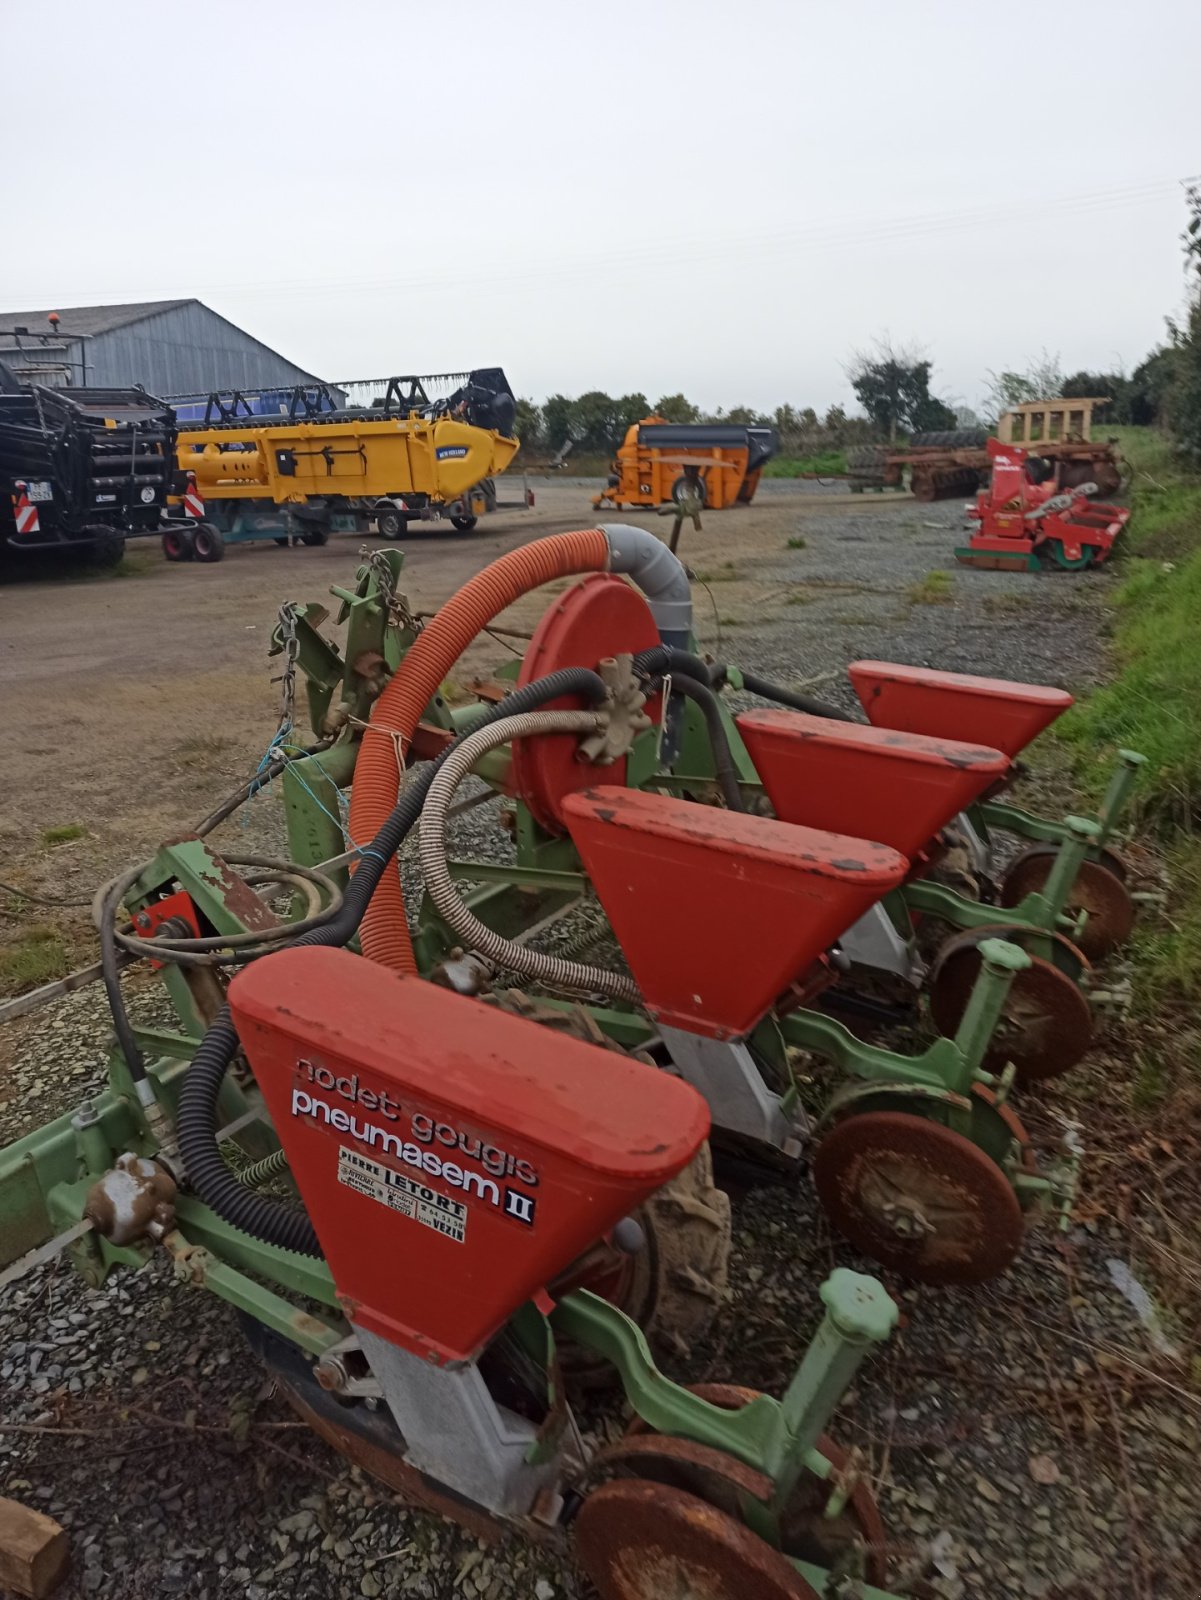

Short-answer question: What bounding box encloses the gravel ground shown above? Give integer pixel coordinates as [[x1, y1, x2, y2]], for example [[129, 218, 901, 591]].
[[3, 488, 1199, 1599]]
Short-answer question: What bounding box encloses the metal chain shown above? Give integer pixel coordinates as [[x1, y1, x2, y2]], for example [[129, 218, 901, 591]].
[[271, 603, 300, 735], [358, 546, 423, 635]]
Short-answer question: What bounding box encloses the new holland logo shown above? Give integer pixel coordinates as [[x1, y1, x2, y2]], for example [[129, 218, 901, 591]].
[[435, 445, 469, 460]]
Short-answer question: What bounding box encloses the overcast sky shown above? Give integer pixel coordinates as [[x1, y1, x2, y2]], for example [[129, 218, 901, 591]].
[[3, 0, 1197, 413]]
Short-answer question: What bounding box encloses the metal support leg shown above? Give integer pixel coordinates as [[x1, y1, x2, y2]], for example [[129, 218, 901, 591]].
[[658, 1026, 806, 1155], [1035, 815, 1101, 921], [764, 1270, 898, 1509], [1096, 749, 1146, 842], [947, 938, 1029, 1081]]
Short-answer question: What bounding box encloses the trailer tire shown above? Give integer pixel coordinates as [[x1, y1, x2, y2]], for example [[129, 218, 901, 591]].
[[192, 523, 226, 563], [671, 475, 707, 508], [449, 515, 478, 532], [376, 509, 407, 540], [86, 530, 126, 569], [162, 526, 195, 562], [910, 428, 988, 450], [300, 528, 329, 547]]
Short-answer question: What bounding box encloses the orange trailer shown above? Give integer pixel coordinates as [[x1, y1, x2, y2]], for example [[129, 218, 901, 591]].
[[592, 416, 778, 511]]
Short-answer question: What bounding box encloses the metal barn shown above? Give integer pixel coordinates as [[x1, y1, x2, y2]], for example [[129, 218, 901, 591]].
[[0, 300, 325, 397]]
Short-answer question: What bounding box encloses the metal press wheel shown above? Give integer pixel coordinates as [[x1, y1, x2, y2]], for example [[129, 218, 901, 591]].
[[618, 1384, 891, 1587], [998, 846, 1134, 962], [927, 925, 1094, 1082], [576, 1480, 818, 1600], [812, 1109, 1025, 1285]]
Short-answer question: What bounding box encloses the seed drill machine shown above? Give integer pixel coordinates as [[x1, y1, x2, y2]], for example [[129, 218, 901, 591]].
[[0, 525, 1146, 1597]]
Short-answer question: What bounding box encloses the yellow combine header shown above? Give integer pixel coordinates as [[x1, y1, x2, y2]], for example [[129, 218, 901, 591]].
[[163, 370, 520, 558]]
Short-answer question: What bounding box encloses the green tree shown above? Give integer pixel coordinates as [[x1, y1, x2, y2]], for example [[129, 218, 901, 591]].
[[846, 340, 954, 442], [910, 395, 957, 432], [1163, 181, 1201, 460], [653, 393, 701, 423], [616, 392, 650, 434], [542, 394, 576, 451], [573, 390, 623, 452], [983, 351, 1064, 419], [513, 397, 544, 448]]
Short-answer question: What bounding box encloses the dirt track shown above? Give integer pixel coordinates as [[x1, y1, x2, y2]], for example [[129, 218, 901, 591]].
[[0, 476, 1109, 900]]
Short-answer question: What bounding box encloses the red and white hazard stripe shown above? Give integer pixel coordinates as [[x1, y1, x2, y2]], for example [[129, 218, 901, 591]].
[[11, 482, 40, 537], [182, 473, 205, 520]]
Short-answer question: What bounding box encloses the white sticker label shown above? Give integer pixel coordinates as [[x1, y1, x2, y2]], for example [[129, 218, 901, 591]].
[[25, 480, 53, 503], [337, 1145, 467, 1243]]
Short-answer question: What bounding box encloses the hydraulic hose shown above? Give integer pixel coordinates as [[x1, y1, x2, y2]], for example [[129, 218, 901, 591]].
[[346, 525, 692, 975], [631, 645, 745, 812], [667, 673, 746, 812], [734, 670, 855, 723], [177, 666, 609, 1257], [418, 711, 641, 1000]]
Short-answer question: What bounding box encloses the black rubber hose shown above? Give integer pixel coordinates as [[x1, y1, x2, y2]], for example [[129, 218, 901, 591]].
[[176, 665, 609, 1257], [98, 737, 335, 1085], [736, 670, 855, 723], [669, 672, 746, 812], [632, 645, 745, 812]]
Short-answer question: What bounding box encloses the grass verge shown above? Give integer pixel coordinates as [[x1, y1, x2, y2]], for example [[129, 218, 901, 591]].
[[1055, 427, 1201, 1015], [762, 450, 847, 479]]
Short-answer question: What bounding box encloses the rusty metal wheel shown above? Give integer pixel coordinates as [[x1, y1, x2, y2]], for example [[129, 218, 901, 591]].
[[813, 1110, 1024, 1284], [619, 1382, 890, 1587], [999, 846, 1135, 961], [576, 1480, 818, 1600], [928, 927, 1094, 1083]]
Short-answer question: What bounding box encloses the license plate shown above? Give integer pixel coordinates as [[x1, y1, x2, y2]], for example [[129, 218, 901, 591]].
[[25, 480, 52, 503]]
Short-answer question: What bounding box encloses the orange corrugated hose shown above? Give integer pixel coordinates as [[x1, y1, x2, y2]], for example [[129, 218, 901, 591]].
[[348, 527, 611, 972]]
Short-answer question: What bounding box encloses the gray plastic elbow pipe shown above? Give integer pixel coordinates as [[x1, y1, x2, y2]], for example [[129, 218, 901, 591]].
[[602, 523, 693, 650]]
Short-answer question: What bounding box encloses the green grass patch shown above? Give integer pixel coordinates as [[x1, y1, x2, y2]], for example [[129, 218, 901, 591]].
[[692, 564, 739, 583], [785, 535, 807, 550], [906, 570, 954, 605], [1056, 429, 1201, 828], [0, 923, 69, 991], [1129, 839, 1201, 1018], [762, 451, 846, 479], [40, 823, 86, 846]]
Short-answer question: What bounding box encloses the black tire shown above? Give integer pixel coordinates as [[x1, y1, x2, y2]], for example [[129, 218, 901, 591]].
[[300, 528, 329, 547], [87, 530, 126, 569], [564, 1146, 730, 1386], [376, 509, 407, 540], [449, 514, 477, 532], [192, 523, 225, 563], [910, 428, 988, 450], [273, 536, 290, 548], [162, 526, 195, 562], [671, 474, 707, 507]]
